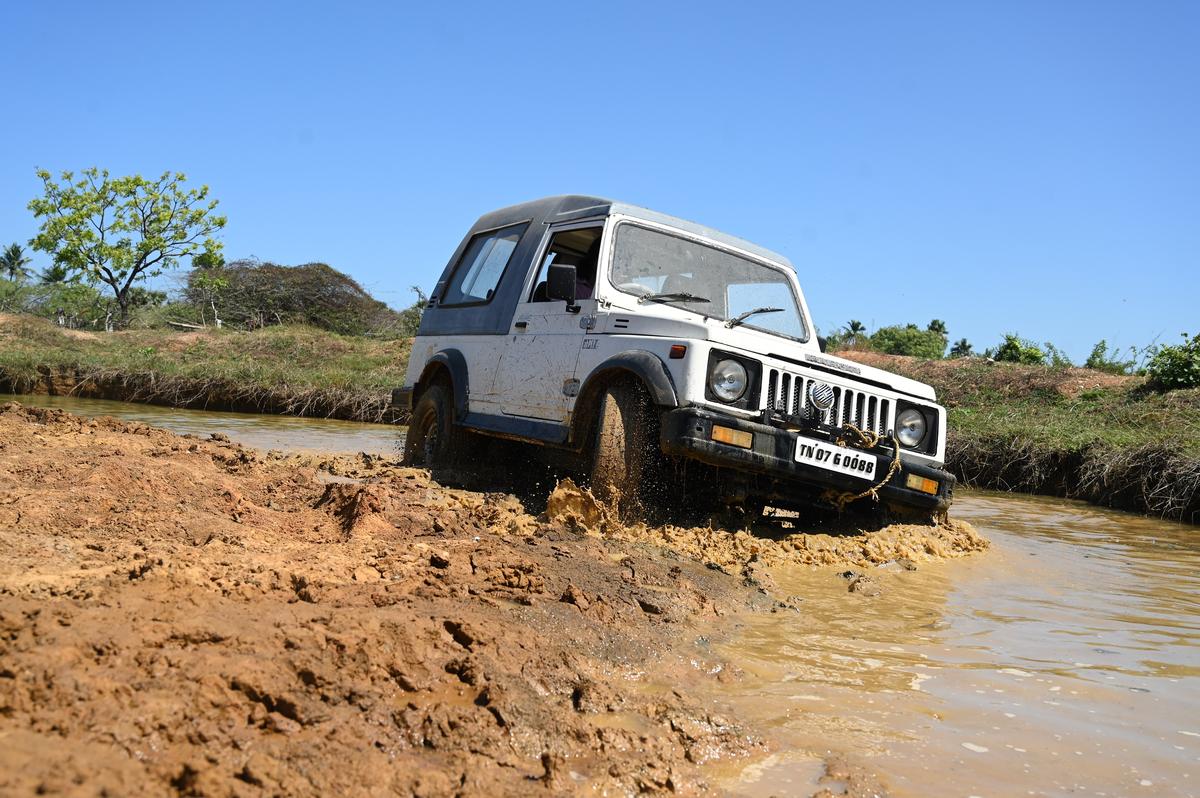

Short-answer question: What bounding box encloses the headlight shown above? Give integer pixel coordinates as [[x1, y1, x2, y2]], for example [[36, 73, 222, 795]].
[[709, 359, 748, 402], [896, 408, 927, 448]]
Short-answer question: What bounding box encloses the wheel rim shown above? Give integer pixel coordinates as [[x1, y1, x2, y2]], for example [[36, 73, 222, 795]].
[[418, 408, 440, 465]]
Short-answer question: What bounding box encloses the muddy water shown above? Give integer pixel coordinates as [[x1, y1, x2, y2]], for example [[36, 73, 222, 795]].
[[4, 394, 1197, 795], [0, 393, 404, 455], [715, 493, 1200, 797]]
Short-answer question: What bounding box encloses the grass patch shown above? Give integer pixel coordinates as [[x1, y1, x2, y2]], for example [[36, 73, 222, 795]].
[[0, 315, 411, 422], [842, 351, 1200, 520], [842, 352, 1200, 457]]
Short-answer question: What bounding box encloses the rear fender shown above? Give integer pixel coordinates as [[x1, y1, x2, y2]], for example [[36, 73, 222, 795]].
[[416, 349, 470, 420]]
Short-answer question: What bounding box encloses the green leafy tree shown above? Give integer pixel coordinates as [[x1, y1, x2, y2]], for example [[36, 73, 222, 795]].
[[192, 271, 230, 327], [949, 338, 973, 358], [988, 334, 1046, 365], [28, 168, 225, 326], [870, 324, 947, 359], [1, 243, 32, 282], [191, 250, 225, 271], [39, 282, 107, 323], [927, 319, 948, 336]]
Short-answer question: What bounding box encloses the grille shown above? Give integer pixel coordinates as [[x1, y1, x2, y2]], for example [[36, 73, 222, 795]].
[[764, 368, 892, 435]]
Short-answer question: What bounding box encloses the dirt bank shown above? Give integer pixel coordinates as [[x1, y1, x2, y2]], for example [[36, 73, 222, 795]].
[[0, 403, 985, 796], [0, 365, 404, 425], [0, 314, 406, 423], [840, 350, 1200, 523]]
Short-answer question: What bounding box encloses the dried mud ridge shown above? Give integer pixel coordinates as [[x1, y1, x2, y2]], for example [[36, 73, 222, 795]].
[[0, 403, 985, 796]]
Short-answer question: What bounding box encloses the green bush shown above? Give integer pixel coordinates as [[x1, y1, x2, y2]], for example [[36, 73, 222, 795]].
[[1146, 333, 1200, 390], [184, 260, 404, 336], [0, 276, 108, 323], [1043, 342, 1074, 368], [989, 334, 1046, 365], [869, 324, 947, 359], [1084, 340, 1137, 375]]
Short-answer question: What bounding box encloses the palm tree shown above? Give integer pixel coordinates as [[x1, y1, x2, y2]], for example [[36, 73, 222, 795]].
[[950, 338, 973, 358], [928, 319, 948, 337], [39, 260, 74, 284], [1, 243, 31, 282], [844, 319, 867, 344]]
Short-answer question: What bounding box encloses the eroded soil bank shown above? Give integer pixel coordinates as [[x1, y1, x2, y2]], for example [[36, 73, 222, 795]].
[[0, 403, 984, 796]]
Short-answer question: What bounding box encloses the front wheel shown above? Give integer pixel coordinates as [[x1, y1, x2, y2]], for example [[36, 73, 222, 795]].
[[590, 382, 661, 522], [403, 384, 464, 468]]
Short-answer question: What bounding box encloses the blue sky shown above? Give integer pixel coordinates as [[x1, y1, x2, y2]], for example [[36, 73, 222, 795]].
[[2, 0, 1196, 360]]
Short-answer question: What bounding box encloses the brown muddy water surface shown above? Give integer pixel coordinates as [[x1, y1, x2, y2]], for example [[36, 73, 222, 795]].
[[5, 394, 1197, 796], [0, 393, 404, 455], [714, 493, 1200, 797]]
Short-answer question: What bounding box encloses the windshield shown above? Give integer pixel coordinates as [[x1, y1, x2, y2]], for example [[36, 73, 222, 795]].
[[610, 223, 808, 340]]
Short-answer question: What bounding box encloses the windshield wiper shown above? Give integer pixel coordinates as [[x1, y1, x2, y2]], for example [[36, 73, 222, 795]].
[[725, 307, 783, 328], [637, 291, 711, 305]]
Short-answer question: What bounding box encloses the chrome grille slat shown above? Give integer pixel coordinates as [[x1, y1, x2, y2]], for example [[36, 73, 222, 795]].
[[762, 367, 894, 433]]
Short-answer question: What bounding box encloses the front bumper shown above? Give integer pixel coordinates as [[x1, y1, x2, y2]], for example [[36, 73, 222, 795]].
[[660, 406, 954, 513]]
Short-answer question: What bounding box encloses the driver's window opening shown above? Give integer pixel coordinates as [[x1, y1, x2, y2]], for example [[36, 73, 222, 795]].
[[531, 226, 603, 302]]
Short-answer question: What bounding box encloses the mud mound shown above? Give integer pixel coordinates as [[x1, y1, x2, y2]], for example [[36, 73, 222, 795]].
[[840, 349, 1133, 401], [543, 477, 987, 571], [0, 403, 771, 796]]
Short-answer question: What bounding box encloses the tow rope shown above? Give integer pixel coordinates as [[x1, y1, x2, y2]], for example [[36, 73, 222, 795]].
[[821, 423, 903, 512]]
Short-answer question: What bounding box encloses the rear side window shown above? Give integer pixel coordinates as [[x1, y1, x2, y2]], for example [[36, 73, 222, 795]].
[[441, 223, 528, 306]]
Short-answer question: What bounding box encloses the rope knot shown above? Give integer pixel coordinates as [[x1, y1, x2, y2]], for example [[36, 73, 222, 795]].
[[822, 424, 902, 512]]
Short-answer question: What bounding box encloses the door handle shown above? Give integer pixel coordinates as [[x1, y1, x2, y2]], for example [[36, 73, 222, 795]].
[[514, 321, 528, 329]]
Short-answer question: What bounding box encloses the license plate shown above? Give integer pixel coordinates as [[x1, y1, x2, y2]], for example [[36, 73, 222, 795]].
[[794, 438, 879, 480]]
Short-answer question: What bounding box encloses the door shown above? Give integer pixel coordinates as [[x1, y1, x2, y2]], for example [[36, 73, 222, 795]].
[[492, 223, 604, 422]]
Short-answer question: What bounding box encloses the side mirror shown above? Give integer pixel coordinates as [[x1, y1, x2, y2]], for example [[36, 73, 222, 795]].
[[547, 263, 577, 305], [818, 335, 828, 353]]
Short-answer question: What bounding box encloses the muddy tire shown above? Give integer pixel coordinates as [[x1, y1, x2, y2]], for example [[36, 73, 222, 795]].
[[590, 382, 660, 521], [403, 384, 465, 469]]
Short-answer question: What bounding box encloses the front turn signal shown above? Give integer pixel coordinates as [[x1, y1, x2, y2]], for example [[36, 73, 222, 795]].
[[905, 474, 939, 495], [712, 425, 753, 449]]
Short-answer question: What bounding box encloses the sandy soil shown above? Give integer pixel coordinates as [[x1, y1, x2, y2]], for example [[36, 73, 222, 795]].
[[0, 403, 985, 796]]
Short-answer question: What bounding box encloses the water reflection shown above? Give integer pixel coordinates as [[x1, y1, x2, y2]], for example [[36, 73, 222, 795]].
[[0, 393, 405, 456], [716, 492, 1200, 797]]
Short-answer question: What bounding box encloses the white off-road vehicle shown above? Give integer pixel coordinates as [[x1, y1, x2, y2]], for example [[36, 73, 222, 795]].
[[396, 196, 953, 520]]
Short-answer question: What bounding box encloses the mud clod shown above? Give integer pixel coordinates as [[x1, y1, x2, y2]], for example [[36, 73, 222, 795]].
[[847, 574, 882, 597]]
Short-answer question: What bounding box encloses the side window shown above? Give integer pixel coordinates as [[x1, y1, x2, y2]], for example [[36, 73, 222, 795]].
[[441, 223, 528, 306], [529, 226, 604, 302]]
